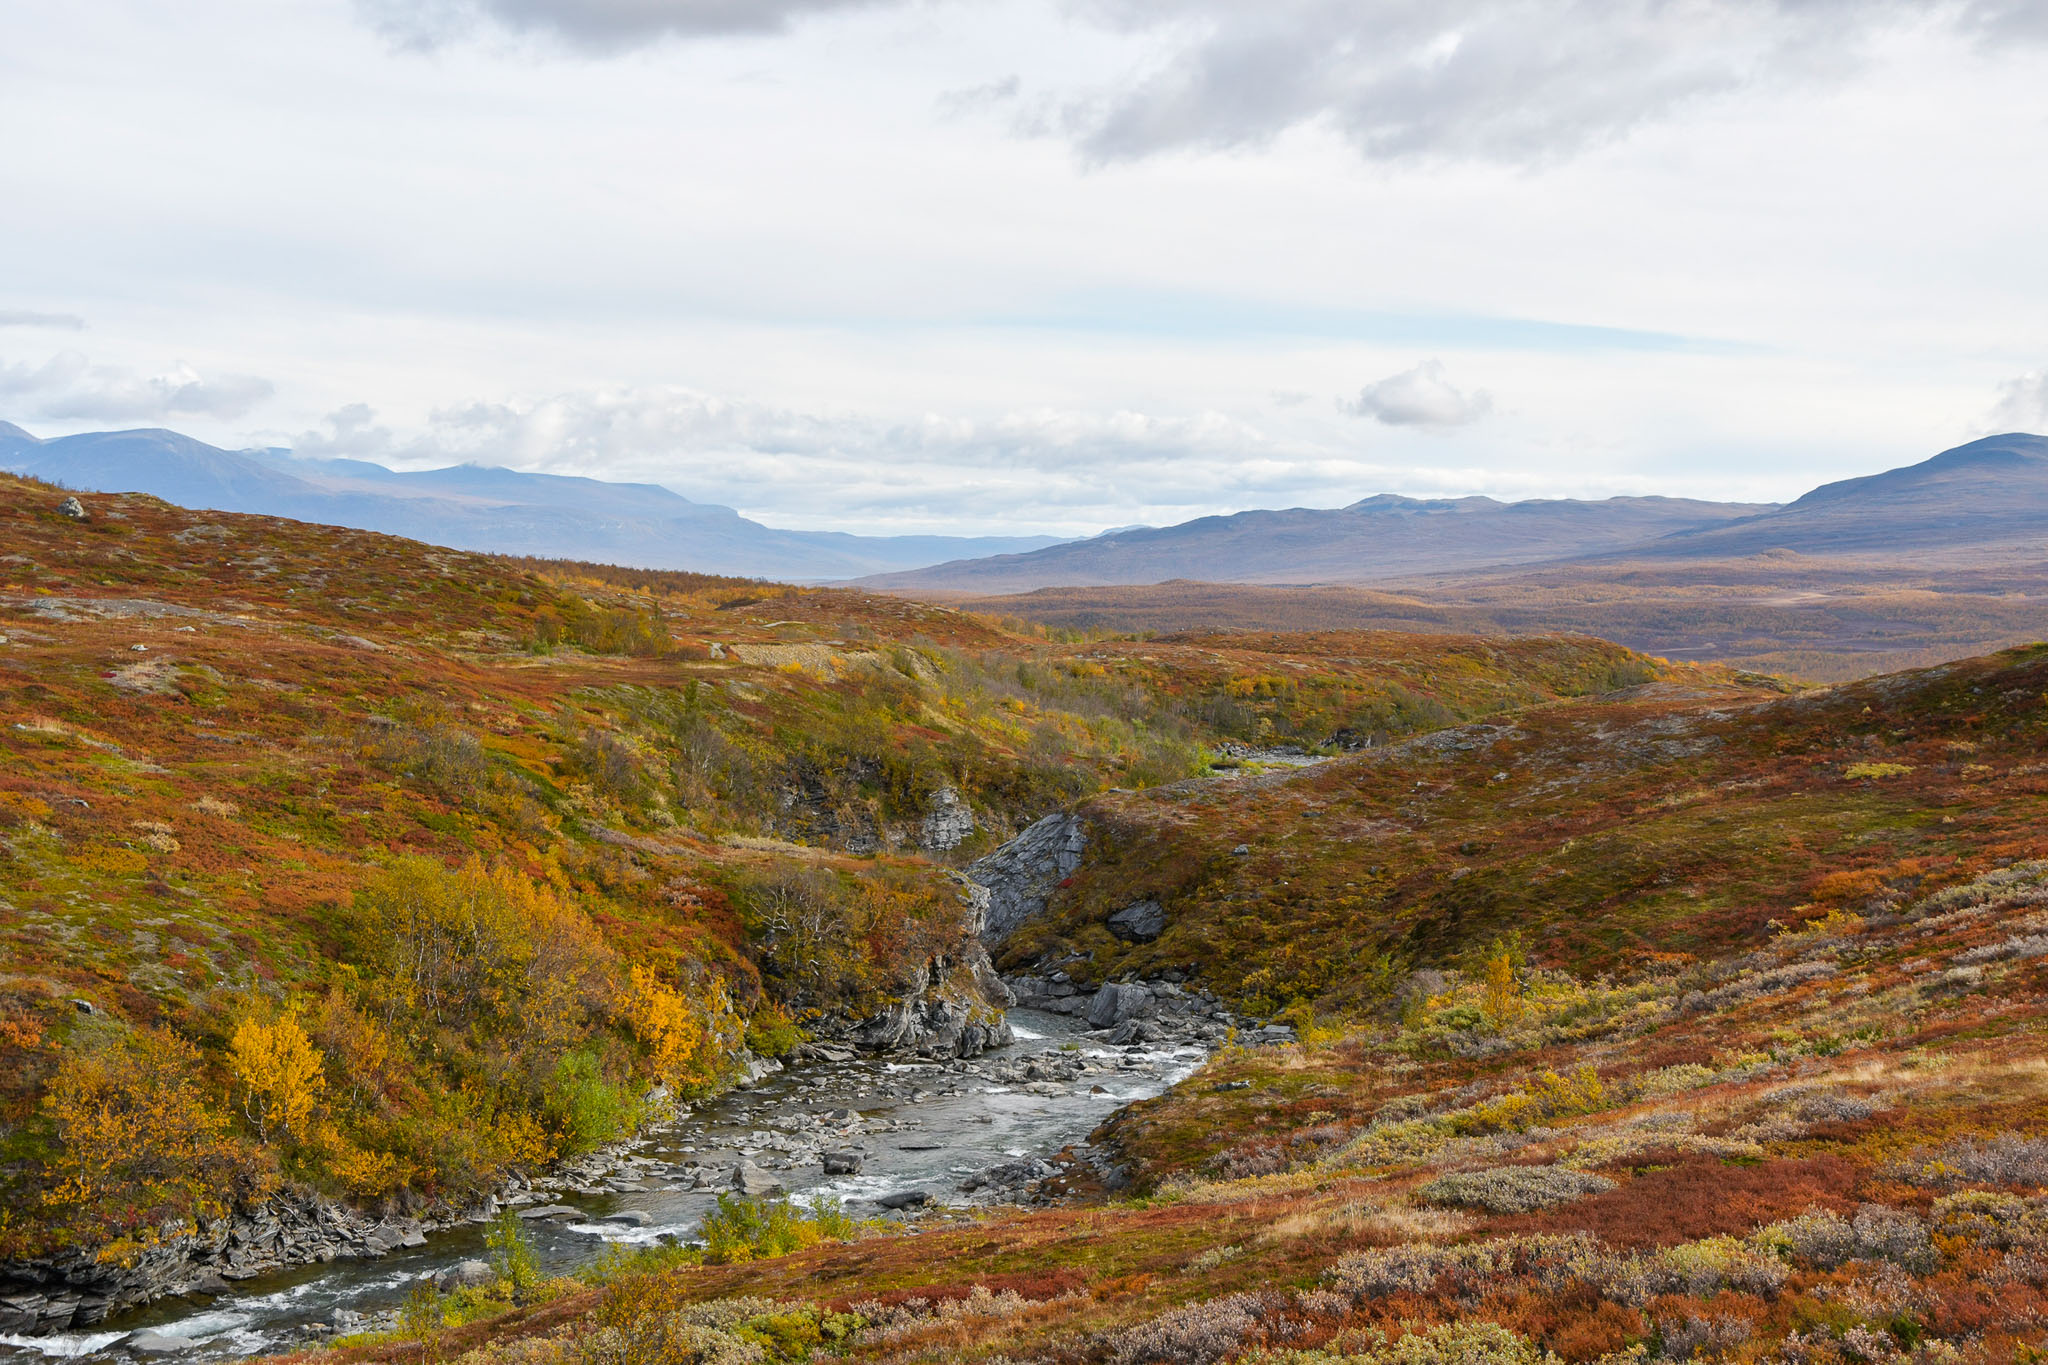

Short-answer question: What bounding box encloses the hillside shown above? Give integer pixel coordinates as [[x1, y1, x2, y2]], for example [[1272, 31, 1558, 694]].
[[0, 423, 1064, 580], [286, 641, 2048, 1365], [1632, 432, 2048, 562], [0, 473, 1679, 1305], [16, 472, 2048, 1365]]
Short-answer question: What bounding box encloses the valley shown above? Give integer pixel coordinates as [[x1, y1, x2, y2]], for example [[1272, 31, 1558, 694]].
[[5, 468, 2048, 1364]]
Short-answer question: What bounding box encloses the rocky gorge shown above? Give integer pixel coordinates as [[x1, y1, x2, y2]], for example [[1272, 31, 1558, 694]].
[[0, 807, 1286, 1358]]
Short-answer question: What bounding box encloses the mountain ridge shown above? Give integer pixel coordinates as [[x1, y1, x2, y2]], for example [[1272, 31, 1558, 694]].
[[0, 422, 1066, 579], [864, 433, 2048, 592]]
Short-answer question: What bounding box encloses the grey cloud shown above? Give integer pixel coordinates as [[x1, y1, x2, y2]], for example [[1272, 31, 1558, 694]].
[[1052, 0, 2026, 165], [1345, 360, 1490, 427], [358, 0, 895, 50], [0, 311, 86, 330], [1989, 371, 2048, 432], [1, 350, 273, 422], [938, 75, 1022, 120]]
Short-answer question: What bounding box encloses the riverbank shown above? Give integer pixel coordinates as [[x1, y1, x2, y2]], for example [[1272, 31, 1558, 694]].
[[0, 998, 1224, 1361]]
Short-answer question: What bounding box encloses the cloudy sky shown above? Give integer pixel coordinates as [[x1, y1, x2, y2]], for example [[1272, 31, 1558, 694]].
[[4, 0, 2045, 535]]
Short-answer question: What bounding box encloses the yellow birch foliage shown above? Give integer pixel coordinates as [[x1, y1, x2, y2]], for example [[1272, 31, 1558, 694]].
[[623, 965, 737, 1098], [1482, 944, 1524, 1029], [228, 1004, 326, 1142], [41, 1027, 264, 1228]]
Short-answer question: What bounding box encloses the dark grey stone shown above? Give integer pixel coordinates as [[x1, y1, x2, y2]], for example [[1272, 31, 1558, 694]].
[[1106, 898, 1166, 942]]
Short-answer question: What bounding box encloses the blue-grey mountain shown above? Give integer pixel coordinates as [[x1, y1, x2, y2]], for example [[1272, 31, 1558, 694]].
[[0, 422, 1064, 580]]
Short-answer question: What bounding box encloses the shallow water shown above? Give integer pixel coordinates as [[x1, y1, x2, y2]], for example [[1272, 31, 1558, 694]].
[[1, 1009, 1206, 1361]]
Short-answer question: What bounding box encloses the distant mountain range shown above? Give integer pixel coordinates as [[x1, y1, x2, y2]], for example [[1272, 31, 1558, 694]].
[[0, 422, 1065, 580], [860, 433, 2048, 593], [7, 421, 2043, 589]]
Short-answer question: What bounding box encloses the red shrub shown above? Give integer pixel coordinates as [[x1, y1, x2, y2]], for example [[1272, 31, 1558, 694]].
[[1495, 1155, 1863, 1247]]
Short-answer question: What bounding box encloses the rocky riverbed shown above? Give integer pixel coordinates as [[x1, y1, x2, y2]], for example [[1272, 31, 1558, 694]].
[[0, 986, 1254, 1362]]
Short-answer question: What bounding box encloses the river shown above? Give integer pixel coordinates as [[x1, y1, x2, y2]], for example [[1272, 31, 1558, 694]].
[[0, 1008, 1209, 1361]]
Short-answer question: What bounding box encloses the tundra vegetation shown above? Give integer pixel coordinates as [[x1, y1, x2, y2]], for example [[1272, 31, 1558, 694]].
[[0, 474, 1671, 1263], [10, 472, 2048, 1363]]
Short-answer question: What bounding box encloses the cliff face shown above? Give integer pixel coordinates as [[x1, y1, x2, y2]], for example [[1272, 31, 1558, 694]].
[[966, 813, 1090, 943]]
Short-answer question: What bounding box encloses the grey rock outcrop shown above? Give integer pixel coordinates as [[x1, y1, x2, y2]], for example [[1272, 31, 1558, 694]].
[[805, 878, 1016, 1061], [1106, 898, 1165, 942], [0, 1191, 452, 1336], [919, 786, 976, 852], [967, 812, 1088, 943]]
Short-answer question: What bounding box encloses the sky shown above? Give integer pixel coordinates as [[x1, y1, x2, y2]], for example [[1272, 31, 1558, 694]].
[[3, 0, 2046, 536]]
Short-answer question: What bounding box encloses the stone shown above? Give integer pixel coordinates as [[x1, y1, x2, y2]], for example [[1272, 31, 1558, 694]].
[[821, 1151, 864, 1175], [126, 1331, 199, 1353], [56, 496, 88, 521], [1232, 844, 1250, 856], [731, 1164, 786, 1198], [1106, 898, 1166, 942], [602, 1210, 652, 1227], [434, 1260, 495, 1293], [1086, 982, 1152, 1029], [875, 1190, 931, 1210], [516, 1204, 582, 1220]]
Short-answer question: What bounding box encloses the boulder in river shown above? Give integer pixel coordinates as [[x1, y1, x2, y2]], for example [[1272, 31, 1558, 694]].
[[125, 1330, 198, 1354], [516, 1204, 582, 1220], [1086, 982, 1152, 1029], [821, 1151, 864, 1175], [435, 1260, 495, 1293], [875, 1190, 931, 1210], [731, 1164, 786, 1198]]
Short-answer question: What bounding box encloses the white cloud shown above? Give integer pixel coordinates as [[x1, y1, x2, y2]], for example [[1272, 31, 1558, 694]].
[[1989, 370, 2048, 432], [1345, 360, 1491, 428], [0, 311, 86, 330], [0, 350, 273, 423], [357, 0, 894, 51]]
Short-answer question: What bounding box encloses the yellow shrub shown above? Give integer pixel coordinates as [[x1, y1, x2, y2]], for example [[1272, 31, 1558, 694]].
[[1533, 1063, 1605, 1117], [1482, 947, 1524, 1029], [227, 1004, 326, 1142], [41, 1028, 266, 1232], [622, 966, 739, 1098]]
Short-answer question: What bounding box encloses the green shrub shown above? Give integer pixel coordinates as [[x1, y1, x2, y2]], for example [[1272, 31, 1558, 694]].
[[547, 1050, 639, 1152]]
